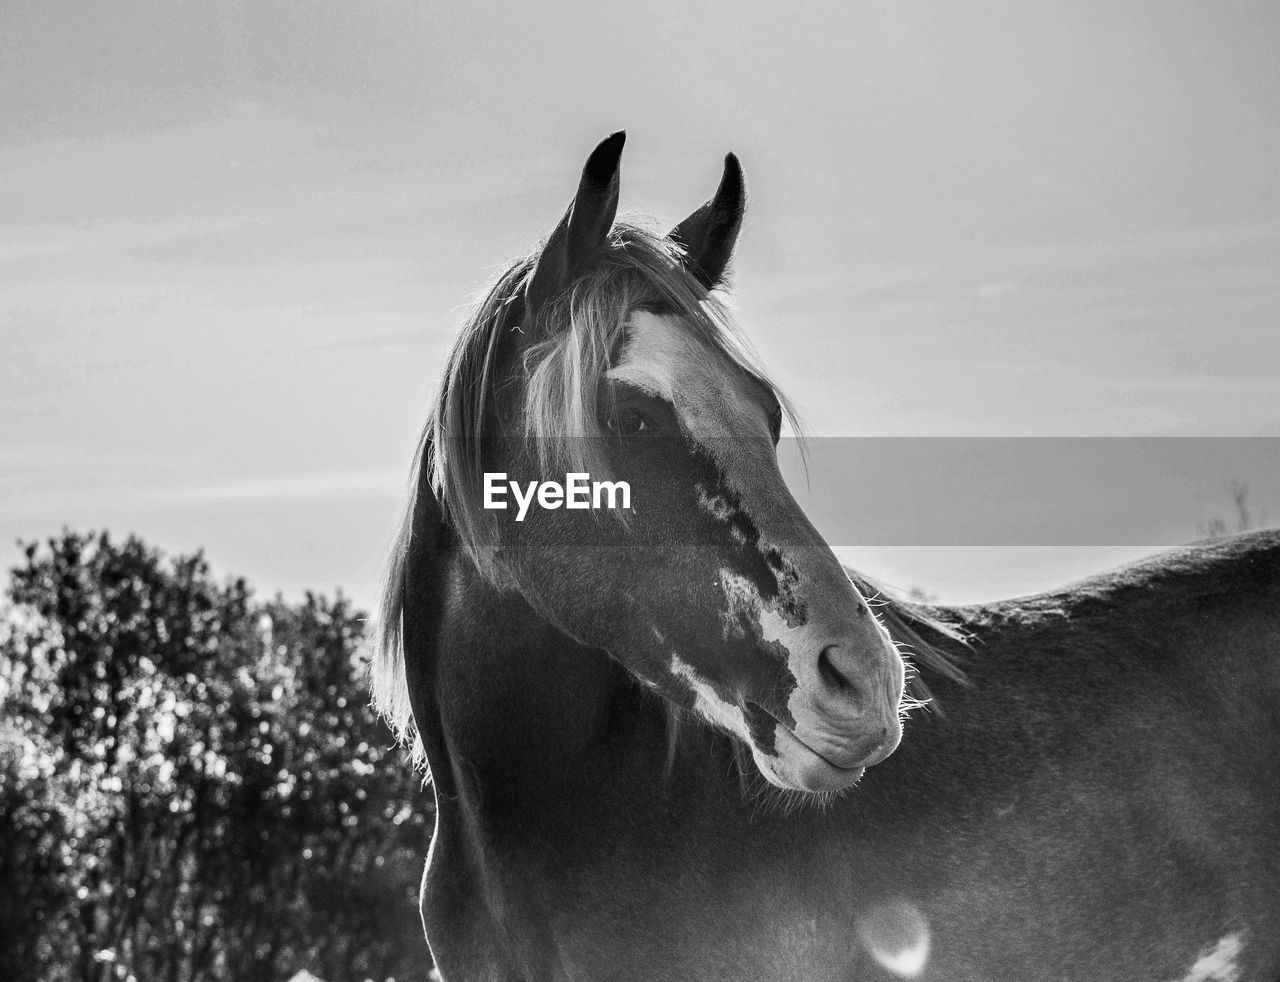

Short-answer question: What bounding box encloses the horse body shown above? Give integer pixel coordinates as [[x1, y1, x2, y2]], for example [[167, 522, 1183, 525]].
[[377, 134, 1280, 980], [408, 474, 1280, 980]]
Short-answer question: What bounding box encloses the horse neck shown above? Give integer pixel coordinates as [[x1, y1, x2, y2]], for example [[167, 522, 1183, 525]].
[[422, 548, 666, 822]]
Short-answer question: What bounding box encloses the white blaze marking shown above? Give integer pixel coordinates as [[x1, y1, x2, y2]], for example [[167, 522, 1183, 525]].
[[605, 311, 691, 403], [1170, 933, 1244, 982], [855, 901, 930, 978], [605, 310, 765, 442]]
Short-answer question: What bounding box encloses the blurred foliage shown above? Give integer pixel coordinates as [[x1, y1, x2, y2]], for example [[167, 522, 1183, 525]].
[[0, 531, 434, 982]]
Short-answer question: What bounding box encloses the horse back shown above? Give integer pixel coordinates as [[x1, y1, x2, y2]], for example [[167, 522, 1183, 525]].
[[885, 529, 1280, 979]]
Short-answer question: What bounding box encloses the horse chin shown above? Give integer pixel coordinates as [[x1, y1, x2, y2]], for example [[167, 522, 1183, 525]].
[[750, 726, 868, 793]]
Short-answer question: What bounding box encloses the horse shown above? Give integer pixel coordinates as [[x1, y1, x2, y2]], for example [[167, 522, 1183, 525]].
[[373, 132, 1280, 981]]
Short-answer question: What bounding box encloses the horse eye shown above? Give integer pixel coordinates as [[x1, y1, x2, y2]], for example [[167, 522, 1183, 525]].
[[606, 409, 649, 435]]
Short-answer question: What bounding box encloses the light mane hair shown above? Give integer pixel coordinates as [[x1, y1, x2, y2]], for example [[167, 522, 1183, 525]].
[[371, 219, 966, 771]]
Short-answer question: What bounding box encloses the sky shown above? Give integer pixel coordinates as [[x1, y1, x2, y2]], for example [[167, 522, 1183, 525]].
[[3, 0, 1279, 606]]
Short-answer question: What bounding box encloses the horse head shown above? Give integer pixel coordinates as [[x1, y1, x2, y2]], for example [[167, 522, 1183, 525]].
[[429, 133, 905, 793]]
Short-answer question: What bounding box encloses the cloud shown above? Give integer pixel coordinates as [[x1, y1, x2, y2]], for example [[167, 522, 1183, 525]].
[[975, 279, 1018, 300], [0, 466, 406, 523], [137, 470, 405, 506]]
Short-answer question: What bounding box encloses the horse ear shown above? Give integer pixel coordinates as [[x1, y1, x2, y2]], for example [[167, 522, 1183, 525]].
[[524, 131, 626, 326], [668, 153, 745, 290]]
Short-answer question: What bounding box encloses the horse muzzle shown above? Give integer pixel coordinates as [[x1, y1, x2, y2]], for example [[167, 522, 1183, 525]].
[[751, 627, 906, 792], [748, 702, 902, 792]]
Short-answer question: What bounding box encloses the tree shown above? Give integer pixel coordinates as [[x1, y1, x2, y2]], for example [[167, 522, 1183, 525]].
[[0, 532, 433, 982]]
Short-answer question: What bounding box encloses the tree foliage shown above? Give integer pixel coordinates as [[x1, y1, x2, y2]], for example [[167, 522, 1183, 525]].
[[0, 532, 433, 982]]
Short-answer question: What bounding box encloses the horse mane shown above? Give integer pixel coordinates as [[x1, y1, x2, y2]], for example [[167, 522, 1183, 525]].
[[371, 431, 431, 766], [371, 218, 967, 769]]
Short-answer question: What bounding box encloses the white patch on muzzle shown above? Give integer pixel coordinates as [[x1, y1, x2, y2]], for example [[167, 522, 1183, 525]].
[[718, 568, 796, 649], [669, 652, 751, 743]]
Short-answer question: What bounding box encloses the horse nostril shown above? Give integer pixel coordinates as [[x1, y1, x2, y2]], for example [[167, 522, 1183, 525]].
[[817, 644, 852, 694]]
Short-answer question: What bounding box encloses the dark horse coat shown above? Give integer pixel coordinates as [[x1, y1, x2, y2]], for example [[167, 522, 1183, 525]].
[[376, 134, 1280, 981]]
